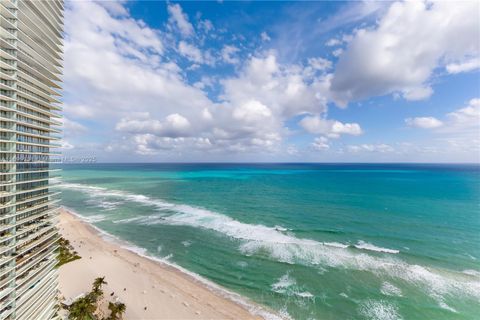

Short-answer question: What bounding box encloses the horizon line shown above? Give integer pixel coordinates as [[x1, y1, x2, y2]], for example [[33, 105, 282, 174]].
[[56, 161, 480, 165]]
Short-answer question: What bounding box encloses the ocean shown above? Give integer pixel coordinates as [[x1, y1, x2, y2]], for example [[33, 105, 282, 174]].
[[54, 163, 480, 320]]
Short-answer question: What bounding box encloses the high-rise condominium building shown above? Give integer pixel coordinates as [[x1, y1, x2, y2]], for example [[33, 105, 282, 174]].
[[0, 0, 64, 319]]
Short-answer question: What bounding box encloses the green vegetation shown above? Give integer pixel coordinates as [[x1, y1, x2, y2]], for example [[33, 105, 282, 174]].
[[106, 302, 127, 320], [66, 277, 126, 320], [57, 237, 81, 267]]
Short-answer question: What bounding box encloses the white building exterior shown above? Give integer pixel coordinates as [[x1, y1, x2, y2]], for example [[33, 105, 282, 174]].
[[0, 0, 63, 319]]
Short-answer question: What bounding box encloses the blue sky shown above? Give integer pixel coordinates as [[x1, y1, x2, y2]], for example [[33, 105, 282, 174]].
[[61, 0, 480, 163]]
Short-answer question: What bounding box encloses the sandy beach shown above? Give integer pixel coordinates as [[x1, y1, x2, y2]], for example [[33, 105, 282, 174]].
[[58, 209, 265, 320]]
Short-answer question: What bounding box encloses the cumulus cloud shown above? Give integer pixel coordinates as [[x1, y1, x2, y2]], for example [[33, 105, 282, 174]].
[[300, 115, 363, 138], [406, 98, 479, 132], [446, 58, 480, 74], [405, 117, 443, 129], [332, 48, 343, 57], [308, 57, 332, 71], [325, 38, 341, 47], [311, 136, 330, 151], [116, 113, 191, 138], [62, 0, 478, 162], [64, 3, 329, 157], [178, 41, 204, 64], [446, 98, 480, 127], [222, 53, 327, 118], [403, 99, 480, 159], [232, 100, 272, 122], [64, 1, 212, 120], [167, 3, 194, 37], [402, 86, 433, 101], [198, 19, 214, 33], [330, 1, 480, 106], [221, 45, 240, 64], [347, 144, 394, 153]]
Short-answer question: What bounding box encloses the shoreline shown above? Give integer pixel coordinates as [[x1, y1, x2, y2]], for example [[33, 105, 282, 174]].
[[58, 208, 280, 320]]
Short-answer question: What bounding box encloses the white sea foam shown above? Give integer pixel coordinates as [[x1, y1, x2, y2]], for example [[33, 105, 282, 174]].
[[271, 273, 296, 293], [354, 241, 399, 254], [463, 269, 480, 277], [58, 182, 173, 210], [295, 291, 314, 298], [86, 198, 121, 211], [181, 240, 192, 247], [58, 182, 480, 307], [63, 207, 285, 320], [271, 273, 314, 300], [359, 300, 402, 320], [438, 301, 457, 313], [380, 282, 402, 297], [83, 214, 108, 223]]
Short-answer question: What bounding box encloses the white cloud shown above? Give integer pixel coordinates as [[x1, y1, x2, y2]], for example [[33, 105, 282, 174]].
[[308, 57, 332, 71], [330, 1, 480, 106], [311, 136, 330, 151], [402, 86, 433, 101], [405, 117, 443, 129], [116, 113, 191, 138], [261, 31, 271, 42], [332, 48, 343, 57], [99, 1, 128, 17], [63, 0, 479, 162], [131, 135, 213, 155], [325, 38, 341, 47], [446, 58, 480, 74], [167, 3, 194, 37], [61, 117, 87, 137], [198, 19, 214, 33], [165, 113, 191, 131], [446, 98, 480, 128], [64, 1, 211, 120], [178, 41, 204, 64], [96, 49, 329, 155], [233, 100, 272, 122], [347, 144, 394, 153], [221, 53, 327, 118], [405, 98, 479, 132], [221, 45, 240, 64], [300, 115, 363, 138], [403, 99, 479, 159], [61, 140, 75, 150]]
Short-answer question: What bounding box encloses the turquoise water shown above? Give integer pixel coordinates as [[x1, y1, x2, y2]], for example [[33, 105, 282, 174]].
[[55, 163, 480, 320]]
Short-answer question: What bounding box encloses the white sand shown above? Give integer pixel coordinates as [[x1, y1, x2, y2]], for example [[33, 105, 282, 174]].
[[58, 209, 265, 319]]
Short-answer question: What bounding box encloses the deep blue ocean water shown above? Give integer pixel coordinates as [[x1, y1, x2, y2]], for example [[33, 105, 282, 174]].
[[55, 163, 480, 320]]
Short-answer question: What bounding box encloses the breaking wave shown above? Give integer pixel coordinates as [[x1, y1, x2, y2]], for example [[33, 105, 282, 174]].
[[354, 241, 399, 254], [359, 300, 401, 320], [57, 181, 480, 310], [271, 273, 314, 300]]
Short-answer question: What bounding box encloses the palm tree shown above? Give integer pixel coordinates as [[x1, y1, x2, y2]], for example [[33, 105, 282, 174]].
[[115, 302, 126, 319], [93, 277, 107, 290], [91, 277, 107, 299], [68, 296, 96, 320], [106, 302, 127, 320]]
